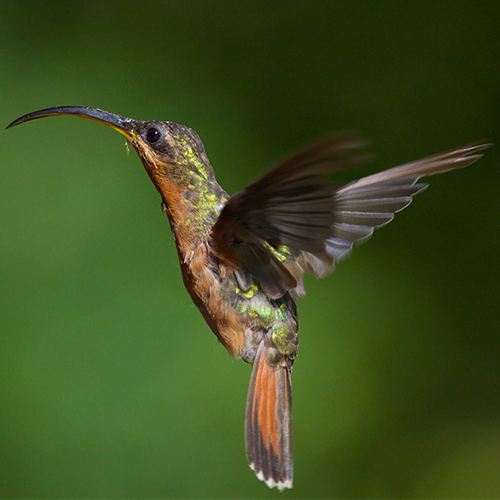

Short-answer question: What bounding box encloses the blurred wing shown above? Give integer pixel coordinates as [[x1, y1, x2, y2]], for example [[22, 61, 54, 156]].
[[212, 139, 490, 299]]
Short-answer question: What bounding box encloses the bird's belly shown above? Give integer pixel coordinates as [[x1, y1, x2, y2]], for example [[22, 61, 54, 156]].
[[179, 246, 299, 362]]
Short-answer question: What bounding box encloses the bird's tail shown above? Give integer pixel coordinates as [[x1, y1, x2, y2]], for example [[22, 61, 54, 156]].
[[245, 342, 293, 491]]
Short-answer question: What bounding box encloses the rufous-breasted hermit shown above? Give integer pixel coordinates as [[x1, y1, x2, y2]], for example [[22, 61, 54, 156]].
[[7, 106, 490, 490]]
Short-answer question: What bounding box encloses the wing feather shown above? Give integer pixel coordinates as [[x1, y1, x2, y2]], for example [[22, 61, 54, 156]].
[[212, 139, 490, 299]]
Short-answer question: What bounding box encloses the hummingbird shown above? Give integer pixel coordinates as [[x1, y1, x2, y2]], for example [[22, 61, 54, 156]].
[[7, 106, 489, 491]]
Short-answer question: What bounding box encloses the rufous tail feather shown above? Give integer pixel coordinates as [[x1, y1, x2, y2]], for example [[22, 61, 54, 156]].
[[245, 342, 293, 491]]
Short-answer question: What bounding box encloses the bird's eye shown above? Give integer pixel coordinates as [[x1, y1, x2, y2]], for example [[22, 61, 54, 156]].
[[146, 127, 161, 144]]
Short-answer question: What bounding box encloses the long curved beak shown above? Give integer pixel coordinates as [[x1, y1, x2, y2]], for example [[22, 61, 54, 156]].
[[6, 106, 137, 140]]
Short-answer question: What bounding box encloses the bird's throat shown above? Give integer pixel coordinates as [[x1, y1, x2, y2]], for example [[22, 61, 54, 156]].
[[139, 153, 229, 258]]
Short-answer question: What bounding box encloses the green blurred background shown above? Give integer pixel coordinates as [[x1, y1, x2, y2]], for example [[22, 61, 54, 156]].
[[1, 1, 500, 498]]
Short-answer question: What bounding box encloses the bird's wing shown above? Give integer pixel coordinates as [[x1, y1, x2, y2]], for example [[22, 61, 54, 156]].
[[211, 136, 489, 300]]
